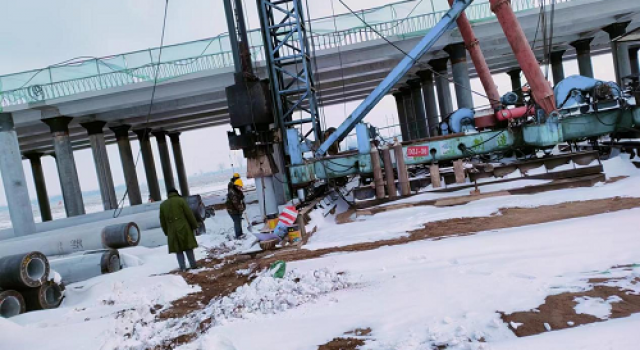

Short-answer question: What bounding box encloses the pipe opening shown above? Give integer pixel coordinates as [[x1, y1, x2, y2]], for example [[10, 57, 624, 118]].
[[26, 258, 47, 282], [43, 284, 62, 306], [128, 225, 140, 245], [0, 296, 22, 318]]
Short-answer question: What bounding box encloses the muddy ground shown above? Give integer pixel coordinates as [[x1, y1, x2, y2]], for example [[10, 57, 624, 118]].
[[502, 276, 640, 337], [156, 196, 640, 348]]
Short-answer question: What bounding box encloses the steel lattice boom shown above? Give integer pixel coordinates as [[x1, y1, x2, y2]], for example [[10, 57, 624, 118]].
[[257, 0, 322, 147]]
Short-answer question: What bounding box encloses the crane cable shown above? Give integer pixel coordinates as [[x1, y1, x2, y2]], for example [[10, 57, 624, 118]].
[[336, 0, 501, 104], [113, 0, 170, 218]]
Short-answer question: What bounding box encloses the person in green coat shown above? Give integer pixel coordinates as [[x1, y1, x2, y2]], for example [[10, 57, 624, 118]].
[[160, 188, 199, 271]]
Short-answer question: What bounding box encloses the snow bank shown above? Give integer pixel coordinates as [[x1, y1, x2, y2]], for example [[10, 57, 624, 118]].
[[210, 268, 350, 323]]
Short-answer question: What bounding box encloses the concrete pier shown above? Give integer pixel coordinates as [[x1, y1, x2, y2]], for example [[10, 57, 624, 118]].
[[24, 153, 52, 222], [400, 87, 416, 141], [408, 79, 428, 139], [550, 50, 566, 85], [603, 22, 631, 85], [392, 92, 410, 142], [168, 132, 189, 197], [570, 38, 594, 78], [152, 130, 176, 193], [80, 121, 118, 210], [630, 46, 639, 76], [43, 116, 85, 217], [0, 113, 37, 235], [445, 43, 474, 109], [430, 58, 454, 121], [507, 68, 524, 106], [110, 125, 143, 206], [417, 70, 440, 137], [133, 128, 162, 202]]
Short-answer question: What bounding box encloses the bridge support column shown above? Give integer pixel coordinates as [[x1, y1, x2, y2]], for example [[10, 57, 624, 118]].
[[417, 70, 440, 137], [550, 50, 566, 85], [152, 131, 176, 194], [445, 43, 474, 109], [507, 68, 524, 106], [24, 152, 52, 222], [110, 125, 142, 206], [603, 22, 631, 85], [630, 46, 639, 76], [570, 38, 594, 78], [168, 132, 189, 197], [430, 58, 454, 124], [0, 113, 36, 235], [400, 87, 416, 141], [408, 79, 428, 140], [81, 121, 118, 210], [133, 128, 162, 202], [43, 116, 85, 217], [393, 92, 410, 142]]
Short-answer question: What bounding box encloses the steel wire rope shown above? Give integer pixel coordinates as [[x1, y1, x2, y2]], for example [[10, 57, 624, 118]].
[[336, 0, 501, 105], [113, 0, 170, 218], [305, 0, 329, 134]]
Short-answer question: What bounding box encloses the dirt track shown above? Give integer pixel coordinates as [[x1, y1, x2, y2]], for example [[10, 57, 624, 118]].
[[155, 196, 640, 349]]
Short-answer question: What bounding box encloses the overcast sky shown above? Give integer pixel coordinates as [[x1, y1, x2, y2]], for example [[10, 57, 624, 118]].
[[0, 0, 618, 207]]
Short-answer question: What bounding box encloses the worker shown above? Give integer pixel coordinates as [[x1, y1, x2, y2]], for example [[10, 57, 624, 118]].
[[159, 188, 199, 272], [226, 178, 246, 239], [324, 127, 340, 155], [228, 172, 241, 192]]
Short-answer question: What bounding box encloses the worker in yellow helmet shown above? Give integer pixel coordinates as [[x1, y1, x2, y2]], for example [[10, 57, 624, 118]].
[[226, 177, 246, 239], [228, 172, 241, 192]]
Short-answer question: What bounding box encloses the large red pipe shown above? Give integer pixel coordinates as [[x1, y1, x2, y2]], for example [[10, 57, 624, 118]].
[[448, 0, 501, 112], [494, 105, 534, 121], [489, 0, 556, 114]]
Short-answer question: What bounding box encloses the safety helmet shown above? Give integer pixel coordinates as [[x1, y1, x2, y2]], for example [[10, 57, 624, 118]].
[[233, 172, 240, 179], [234, 178, 244, 187]]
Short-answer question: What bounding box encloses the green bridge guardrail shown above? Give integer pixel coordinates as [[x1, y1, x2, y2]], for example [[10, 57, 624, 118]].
[[0, 0, 573, 110]]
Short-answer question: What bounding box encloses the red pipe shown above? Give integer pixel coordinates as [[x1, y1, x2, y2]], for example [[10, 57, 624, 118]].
[[494, 105, 534, 121], [448, 0, 501, 112], [489, 0, 557, 115]]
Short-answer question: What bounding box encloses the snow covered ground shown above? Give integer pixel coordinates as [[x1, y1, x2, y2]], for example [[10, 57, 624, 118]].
[[2, 155, 640, 350]]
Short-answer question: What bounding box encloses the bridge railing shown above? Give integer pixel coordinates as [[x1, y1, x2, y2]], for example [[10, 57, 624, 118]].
[[0, 0, 572, 110]]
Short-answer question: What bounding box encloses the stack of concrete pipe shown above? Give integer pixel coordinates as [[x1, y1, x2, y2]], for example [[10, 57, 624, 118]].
[[0, 223, 141, 318], [0, 251, 64, 318]]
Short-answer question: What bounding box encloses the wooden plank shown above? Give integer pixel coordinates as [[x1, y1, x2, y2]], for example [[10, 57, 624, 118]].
[[358, 174, 605, 215], [453, 160, 466, 184], [356, 164, 603, 209], [434, 191, 511, 207], [430, 164, 442, 188]]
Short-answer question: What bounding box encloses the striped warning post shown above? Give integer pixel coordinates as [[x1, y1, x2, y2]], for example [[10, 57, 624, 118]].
[[279, 206, 298, 226]]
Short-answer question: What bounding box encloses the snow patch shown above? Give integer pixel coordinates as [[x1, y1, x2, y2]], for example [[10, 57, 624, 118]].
[[574, 296, 623, 319]]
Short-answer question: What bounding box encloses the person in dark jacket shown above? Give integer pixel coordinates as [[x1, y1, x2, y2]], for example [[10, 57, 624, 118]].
[[324, 127, 340, 156], [226, 178, 246, 239], [160, 188, 199, 271]]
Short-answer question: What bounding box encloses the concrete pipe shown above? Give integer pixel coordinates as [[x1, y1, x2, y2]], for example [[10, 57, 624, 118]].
[[0, 252, 50, 289], [101, 222, 141, 249], [19, 281, 64, 311], [49, 250, 121, 285], [0, 222, 141, 257], [0, 290, 26, 318]]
